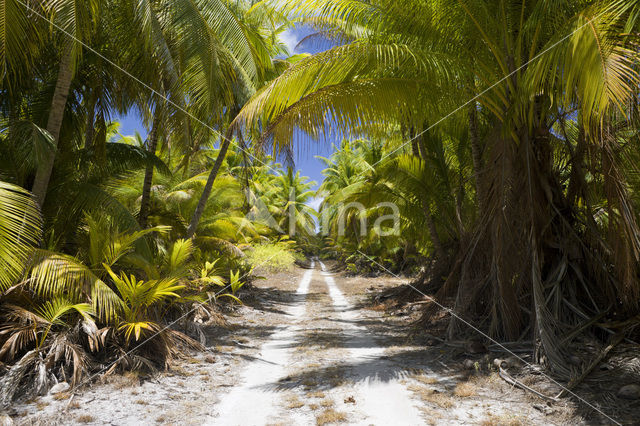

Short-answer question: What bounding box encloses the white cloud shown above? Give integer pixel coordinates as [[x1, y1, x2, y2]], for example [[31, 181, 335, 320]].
[[306, 196, 324, 211], [279, 29, 299, 54]]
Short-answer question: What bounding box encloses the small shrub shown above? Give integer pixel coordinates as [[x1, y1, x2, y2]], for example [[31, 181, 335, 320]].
[[246, 243, 299, 272]]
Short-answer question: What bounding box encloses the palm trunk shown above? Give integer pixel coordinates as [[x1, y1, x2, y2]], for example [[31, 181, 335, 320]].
[[408, 125, 420, 157], [469, 102, 486, 216], [7, 109, 22, 186], [422, 199, 445, 259], [84, 92, 97, 150], [138, 112, 162, 228], [185, 126, 233, 238], [417, 125, 428, 160], [411, 140, 419, 157], [31, 46, 74, 206]]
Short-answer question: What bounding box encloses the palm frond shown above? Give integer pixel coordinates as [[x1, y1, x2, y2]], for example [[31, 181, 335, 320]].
[[0, 181, 42, 291]]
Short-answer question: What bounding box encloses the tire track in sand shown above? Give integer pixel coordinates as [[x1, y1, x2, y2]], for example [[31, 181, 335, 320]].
[[318, 260, 424, 425], [211, 261, 315, 425]]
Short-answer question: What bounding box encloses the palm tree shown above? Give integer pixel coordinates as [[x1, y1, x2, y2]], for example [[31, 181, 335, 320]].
[[0, 0, 315, 401], [185, 122, 236, 239], [268, 168, 317, 237], [18, 0, 262, 211], [184, 1, 296, 238], [30, 0, 98, 206]]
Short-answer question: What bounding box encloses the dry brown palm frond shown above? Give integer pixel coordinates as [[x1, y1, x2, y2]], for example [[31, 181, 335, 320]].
[[99, 346, 158, 378], [0, 349, 41, 408], [2, 304, 50, 327], [165, 328, 205, 352], [80, 319, 110, 353], [45, 332, 89, 386], [0, 304, 50, 362], [0, 324, 37, 361], [601, 128, 640, 309]]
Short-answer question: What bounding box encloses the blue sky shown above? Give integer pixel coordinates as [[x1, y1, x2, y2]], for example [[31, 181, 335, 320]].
[[116, 25, 337, 207]]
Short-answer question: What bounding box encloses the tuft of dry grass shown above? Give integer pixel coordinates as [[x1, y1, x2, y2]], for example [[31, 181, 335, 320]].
[[414, 375, 438, 385], [135, 399, 148, 405], [423, 392, 455, 409], [309, 403, 319, 411], [315, 408, 348, 425], [68, 400, 81, 410], [306, 390, 325, 399], [76, 414, 95, 423], [53, 392, 71, 400], [285, 395, 304, 409], [169, 366, 193, 377], [454, 382, 477, 398], [320, 398, 334, 407], [480, 414, 525, 426], [408, 384, 454, 409]]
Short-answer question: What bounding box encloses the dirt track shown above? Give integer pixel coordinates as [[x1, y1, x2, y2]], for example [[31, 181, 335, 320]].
[[14, 263, 596, 425]]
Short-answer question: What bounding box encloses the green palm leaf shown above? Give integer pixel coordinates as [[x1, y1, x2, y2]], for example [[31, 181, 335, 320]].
[[0, 181, 41, 291]]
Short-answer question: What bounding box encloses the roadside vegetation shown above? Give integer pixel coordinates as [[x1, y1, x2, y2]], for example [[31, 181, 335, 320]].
[[246, 240, 304, 273], [0, 0, 314, 405]]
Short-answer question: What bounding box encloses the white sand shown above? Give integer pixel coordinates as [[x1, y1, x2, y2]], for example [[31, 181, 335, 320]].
[[318, 260, 424, 425], [210, 261, 316, 425]]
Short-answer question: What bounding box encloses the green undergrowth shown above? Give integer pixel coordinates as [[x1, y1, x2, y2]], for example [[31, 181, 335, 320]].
[[246, 241, 304, 273]]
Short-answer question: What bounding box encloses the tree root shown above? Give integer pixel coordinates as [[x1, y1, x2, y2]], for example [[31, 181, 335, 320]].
[[555, 329, 626, 399], [498, 366, 557, 402]]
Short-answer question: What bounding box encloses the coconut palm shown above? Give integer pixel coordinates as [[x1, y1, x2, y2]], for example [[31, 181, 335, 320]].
[[184, 1, 309, 238], [0, 0, 315, 404], [266, 168, 317, 238]]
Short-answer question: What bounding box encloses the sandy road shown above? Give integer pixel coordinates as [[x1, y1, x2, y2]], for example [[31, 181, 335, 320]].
[[317, 260, 423, 425], [13, 263, 573, 426], [212, 261, 316, 425], [211, 260, 424, 425]]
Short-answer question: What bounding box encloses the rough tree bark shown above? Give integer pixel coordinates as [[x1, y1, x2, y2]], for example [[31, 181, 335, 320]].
[[185, 126, 234, 239], [422, 199, 445, 259], [138, 111, 163, 228], [31, 46, 74, 206], [469, 101, 486, 216], [84, 91, 97, 150]]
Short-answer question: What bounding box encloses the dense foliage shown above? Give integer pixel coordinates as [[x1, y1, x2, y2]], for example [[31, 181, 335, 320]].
[[0, 0, 315, 404]]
